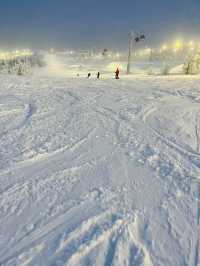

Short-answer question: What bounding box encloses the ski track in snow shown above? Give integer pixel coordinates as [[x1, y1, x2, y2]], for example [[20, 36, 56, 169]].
[[0, 95, 35, 136], [1, 57, 200, 265]]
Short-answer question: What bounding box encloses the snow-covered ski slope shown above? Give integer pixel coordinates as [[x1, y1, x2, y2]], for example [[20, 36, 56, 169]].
[[1, 55, 200, 265]]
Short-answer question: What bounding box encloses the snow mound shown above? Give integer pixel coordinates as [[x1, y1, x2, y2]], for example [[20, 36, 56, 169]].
[[106, 62, 147, 74], [106, 62, 126, 72], [169, 64, 184, 74]]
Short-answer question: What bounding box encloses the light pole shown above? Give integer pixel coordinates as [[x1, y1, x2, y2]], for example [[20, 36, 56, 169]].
[[127, 31, 134, 74], [127, 31, 146, 74]]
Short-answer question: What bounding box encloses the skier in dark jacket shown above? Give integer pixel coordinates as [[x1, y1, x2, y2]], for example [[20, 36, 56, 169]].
[[87, 73, 91, 78], [115, 68, 119, 79], [97, 72, 100, 79]]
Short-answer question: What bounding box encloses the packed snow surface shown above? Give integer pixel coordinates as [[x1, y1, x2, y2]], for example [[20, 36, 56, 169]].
[[1, 55, 200, 265]]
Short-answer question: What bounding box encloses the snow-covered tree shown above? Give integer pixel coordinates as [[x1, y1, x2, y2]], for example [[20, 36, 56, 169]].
[[184, 52, 200, 74]]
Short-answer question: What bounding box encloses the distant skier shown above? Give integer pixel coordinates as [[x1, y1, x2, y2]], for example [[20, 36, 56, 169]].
[[97, 72, 100, 79], [87, 73, 91, 78], [115, 68, 119, 79]]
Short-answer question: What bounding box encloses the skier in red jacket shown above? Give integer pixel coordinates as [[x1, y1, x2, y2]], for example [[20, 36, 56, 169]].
[[115, 68, 119, 79]]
